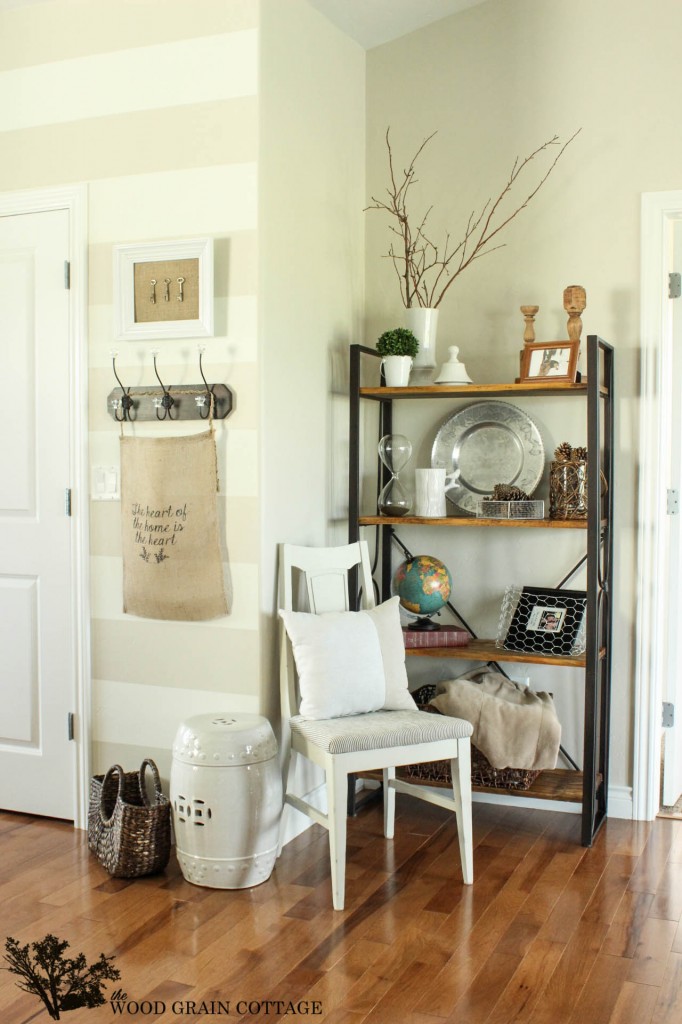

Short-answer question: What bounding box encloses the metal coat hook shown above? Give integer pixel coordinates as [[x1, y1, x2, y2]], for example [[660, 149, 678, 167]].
[[152, 352, 176, 420], [195, 347, 213, 420], [111, 353, 134, 422]]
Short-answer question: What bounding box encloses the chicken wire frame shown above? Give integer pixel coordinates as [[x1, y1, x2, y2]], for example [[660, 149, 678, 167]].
[[114, 237, 214, 341], [498, 584, 587, 657]]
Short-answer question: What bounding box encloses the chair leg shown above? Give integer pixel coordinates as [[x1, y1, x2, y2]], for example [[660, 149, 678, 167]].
[[383, 767, 396, 839], [326, 765, 348, 911], [277, 742, 295, 858], [450, 737, 474, 884]]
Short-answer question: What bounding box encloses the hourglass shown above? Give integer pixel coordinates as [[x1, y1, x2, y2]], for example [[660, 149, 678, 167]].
[[378, 434, 412, 516]]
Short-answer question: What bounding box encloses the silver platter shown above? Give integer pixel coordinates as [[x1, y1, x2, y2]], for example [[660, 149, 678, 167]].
[[431, 401, 544, 515]]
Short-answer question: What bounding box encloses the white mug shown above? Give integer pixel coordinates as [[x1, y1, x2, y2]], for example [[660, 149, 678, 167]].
[[414, 468, 447, 517], [381, 355, 413, 387]]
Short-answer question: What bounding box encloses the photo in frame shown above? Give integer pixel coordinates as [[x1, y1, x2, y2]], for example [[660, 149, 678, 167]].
[[520, 340, 580, 383], [499, 585, 587, 656], [114, 237, 214, 341]]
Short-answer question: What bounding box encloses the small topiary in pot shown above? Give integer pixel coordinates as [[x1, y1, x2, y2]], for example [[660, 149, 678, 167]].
[[376, 327, 419, 358]]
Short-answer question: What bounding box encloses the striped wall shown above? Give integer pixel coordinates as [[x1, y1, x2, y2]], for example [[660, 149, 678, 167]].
[[0, 0, 262, 784]]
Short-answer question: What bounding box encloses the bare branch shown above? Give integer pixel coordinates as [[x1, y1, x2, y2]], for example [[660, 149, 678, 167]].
[[365, 128, 581, 308]]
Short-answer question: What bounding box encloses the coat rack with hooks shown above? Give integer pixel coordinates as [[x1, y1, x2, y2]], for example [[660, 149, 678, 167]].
[[107, 349, 234, 422]]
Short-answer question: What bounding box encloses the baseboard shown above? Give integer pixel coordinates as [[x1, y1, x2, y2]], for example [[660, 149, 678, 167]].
[[608, 785, 634, 819], [280, 781, 635, 846], [472, 784, 634, 820]]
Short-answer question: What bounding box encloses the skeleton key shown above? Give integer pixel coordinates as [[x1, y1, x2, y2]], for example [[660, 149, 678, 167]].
[[163, 278, 171, 302], [149, 278, 157, 304], [177, 276, 185, 302]]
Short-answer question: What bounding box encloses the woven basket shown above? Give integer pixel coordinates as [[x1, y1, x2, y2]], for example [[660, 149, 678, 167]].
[[88, 759, 171, 878], [410, 685, 541, 791]]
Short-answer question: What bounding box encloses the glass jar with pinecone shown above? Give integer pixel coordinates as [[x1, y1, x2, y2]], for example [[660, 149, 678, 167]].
[[549, 442, 588, 519]]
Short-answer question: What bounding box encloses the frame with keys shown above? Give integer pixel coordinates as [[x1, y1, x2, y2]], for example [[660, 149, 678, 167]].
[[114, 237, 214, 341]]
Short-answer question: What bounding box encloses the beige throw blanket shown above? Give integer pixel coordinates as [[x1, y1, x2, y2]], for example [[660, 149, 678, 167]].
[[430, 667, 561, 770]]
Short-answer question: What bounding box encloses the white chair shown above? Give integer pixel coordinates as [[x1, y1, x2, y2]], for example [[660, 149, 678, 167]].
[[278, 541, 474, 910]]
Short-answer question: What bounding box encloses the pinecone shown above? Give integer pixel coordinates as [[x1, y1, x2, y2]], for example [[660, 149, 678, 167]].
[[491, 483, 531, 502], [573, 446, 588, 462], [554, 441, 573, 461]]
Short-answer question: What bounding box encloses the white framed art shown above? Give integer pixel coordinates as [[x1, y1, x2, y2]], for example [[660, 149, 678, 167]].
[[114, 237, 214, 341]]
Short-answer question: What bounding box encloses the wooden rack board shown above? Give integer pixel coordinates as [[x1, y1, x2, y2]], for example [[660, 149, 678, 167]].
[[361, 768, 589, 803], [403, 637, 604, 668]]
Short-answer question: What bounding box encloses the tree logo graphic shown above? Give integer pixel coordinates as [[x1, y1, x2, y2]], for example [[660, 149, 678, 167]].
[[3, 933, 120, 1019]]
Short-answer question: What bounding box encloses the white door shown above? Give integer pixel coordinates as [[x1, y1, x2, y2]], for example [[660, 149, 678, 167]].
[[0, 208, 75, 819], [662, 220, 682, 807]]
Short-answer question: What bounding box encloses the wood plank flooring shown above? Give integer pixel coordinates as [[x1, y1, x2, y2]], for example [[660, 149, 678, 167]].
[[0, 800, 681, 1023]]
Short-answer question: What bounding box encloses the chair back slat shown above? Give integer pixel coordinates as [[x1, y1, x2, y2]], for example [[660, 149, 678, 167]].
[[278, 541, 375, 718]]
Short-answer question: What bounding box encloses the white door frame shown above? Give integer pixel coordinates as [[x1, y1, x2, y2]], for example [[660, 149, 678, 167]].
[[0, 184, 90, 828], [634, 190, 682, 820]]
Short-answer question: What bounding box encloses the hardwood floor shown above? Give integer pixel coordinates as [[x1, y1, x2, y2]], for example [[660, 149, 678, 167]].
[[1, 799, 681, 1023]]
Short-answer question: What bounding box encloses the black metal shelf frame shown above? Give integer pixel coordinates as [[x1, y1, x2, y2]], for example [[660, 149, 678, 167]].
[[347, 335, 614, 847]]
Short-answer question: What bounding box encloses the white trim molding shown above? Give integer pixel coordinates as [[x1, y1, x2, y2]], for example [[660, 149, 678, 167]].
[[634, 191, 682, 821], [0, 184, 90, 828]]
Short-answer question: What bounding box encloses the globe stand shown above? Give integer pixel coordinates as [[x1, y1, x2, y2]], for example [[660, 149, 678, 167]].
[[409, 615, 441, 631]]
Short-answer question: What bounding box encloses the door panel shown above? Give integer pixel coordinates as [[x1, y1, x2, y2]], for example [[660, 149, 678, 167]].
[[0, 209, 74, 819]]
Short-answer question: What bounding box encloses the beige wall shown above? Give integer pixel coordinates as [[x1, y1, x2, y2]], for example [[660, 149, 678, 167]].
[[364, 0, 681, 800], [0, 0, 262, 783], [0, 0, 365, 803], [258, 0, 365, 726]]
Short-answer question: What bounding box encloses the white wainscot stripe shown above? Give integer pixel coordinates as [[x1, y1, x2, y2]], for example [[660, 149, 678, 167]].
[[0, 32, 257, 133], [89, 297, 257, 368], [90, 555, 259, 630], [92, 678, 260, 748], [89, 164, 258, 243]]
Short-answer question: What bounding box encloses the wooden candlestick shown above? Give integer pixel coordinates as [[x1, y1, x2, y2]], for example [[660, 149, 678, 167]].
[[563, 285, 586, 343], [520, 305, 540, 344]]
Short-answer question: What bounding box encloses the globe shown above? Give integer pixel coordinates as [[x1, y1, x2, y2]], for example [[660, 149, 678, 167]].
[[392, 555, 452, 629]]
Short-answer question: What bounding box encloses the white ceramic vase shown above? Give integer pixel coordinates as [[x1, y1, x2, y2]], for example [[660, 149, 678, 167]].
[[381, 354, 413, 387], [407, 306, 439, 372]]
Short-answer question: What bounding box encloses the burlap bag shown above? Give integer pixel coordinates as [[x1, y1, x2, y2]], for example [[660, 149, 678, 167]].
[[120, 430, 228, 621]]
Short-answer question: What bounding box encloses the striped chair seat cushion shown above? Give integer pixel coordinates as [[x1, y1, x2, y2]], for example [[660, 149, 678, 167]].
[[290, 709, 472, 754]]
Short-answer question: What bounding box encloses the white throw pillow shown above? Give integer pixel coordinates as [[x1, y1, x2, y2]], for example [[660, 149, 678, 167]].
[[279, 596, 416, 720]]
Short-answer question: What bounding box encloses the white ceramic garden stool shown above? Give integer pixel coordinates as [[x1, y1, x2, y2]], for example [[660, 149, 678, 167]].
[[170, 713, 282, 889]]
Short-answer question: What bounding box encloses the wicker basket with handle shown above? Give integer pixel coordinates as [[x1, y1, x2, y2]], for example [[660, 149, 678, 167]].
[[88, 759, 171, 878]]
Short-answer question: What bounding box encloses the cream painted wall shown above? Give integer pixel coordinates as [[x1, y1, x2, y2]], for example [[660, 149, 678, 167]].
[[259, 0, 366, 725], [365, 0, 680, 798], [0, 0, 261, 786]]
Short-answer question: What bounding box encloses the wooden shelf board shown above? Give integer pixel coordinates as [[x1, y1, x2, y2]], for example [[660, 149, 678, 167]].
[[404, 637, 595, 667], [361, 768, 587, 803], [359, 381, 609, 400], [360, 515, 589, 529]]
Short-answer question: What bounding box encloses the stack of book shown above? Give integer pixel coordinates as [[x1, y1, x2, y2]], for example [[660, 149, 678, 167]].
[[402, 627, 470, 649]]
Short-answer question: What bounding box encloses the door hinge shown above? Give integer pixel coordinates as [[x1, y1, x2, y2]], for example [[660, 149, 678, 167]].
[[65, 488, 72, 516], [67, 713, 75, 741], [662, 702, 675, 728], [669, 272, 681, 299], [667, 489, 679, 515], [64, 260, 71, 289]]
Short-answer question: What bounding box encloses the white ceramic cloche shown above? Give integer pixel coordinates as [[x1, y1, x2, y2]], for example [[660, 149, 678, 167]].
[[435, 346, 472, 384]]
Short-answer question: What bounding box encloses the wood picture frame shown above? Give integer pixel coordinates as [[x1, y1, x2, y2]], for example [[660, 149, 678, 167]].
[[519, 340, 579, 383], [114, 237, 214, 341]]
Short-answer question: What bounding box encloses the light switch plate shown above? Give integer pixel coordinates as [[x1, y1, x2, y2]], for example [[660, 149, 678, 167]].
[[91, 465, 120, 501]]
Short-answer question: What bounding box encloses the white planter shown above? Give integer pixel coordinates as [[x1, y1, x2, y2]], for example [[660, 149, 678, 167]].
[[407, 306, 439, 369], [381, 354, 413, 387]]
